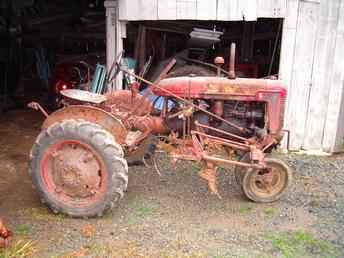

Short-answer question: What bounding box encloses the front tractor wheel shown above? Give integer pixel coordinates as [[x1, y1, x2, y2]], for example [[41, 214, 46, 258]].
[[242, 158, 292, 203], [29, 120, 128, 218]]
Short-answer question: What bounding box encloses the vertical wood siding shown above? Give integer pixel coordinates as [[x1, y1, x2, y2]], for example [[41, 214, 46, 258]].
[[280, 0, 344, 152], [287, 1, 320, 150], [118, 0, 287, 21], [323, 0, 344, 152], [303, 0, 341, 150]]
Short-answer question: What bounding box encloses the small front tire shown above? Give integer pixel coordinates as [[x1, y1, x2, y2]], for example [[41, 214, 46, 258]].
[[242, 158, 292, 203]]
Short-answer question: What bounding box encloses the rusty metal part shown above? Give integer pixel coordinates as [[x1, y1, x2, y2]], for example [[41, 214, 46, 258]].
[[192, 130, 250, 151], [214, 56, 224, 77], [51, 142, 102, 198], [128, 58, 177, 117], [41, 139, 109, 207], [195, 121, 248, 142], [28, 102, 49, 118], [202, 154, 264, 169], [104, 90, 153, 116], [120, 68, 250, 134], [228, 43, 236, 79], [60, 89, 107, 105], [0, 219, 12, 248], [199, 163, 221, 199], [214, 56, 225, 66], [127, 116, 170, 146], [42, 105, 127, 144]]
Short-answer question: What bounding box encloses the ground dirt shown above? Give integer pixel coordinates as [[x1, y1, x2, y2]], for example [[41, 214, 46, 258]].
[[0, 110, 343, 258]]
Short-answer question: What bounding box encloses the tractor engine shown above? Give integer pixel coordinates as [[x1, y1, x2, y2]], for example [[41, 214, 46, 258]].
[[165, 100, 266, 139], [153, 76, 286, 142]]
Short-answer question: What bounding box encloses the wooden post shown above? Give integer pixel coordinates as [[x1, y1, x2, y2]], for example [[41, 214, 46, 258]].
[[105, 0, 124, 91], [279, 0, 300, 150]]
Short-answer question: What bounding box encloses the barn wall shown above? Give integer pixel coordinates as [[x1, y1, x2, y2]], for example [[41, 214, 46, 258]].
[[118, 0, 287, 21], [280, 0, 344, 152]]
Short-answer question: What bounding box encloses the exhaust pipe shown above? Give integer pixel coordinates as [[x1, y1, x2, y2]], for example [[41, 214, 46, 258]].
[[228, 43, 236, 80]]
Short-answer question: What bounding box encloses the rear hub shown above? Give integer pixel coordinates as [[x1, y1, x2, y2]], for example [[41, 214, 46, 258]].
[[41, 140, 107, 206]]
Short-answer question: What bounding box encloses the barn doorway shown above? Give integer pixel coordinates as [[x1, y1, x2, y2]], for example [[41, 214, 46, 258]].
[[121, 18, 283, 83]]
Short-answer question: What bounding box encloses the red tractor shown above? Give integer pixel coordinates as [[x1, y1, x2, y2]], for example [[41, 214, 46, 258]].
[[28, 44, 292, 218]]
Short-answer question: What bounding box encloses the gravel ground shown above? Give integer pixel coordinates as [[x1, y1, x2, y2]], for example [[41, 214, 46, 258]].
[[0, 110, 343, 258]]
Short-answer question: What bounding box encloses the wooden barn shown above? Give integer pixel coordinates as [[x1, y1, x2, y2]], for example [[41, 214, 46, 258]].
[[104, 0, 344, 153]]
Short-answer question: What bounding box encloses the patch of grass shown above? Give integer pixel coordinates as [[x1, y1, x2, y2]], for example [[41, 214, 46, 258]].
[[263, 207, 277, 217], [266, 230, 339, 258], [14, 224, 31, 237], [238, 204, 254, 215], [0, 240, 37, 258], [190, 162, 202, 173]]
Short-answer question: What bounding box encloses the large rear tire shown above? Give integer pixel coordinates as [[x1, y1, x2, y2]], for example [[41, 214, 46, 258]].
[[29, 119, 128, 218]]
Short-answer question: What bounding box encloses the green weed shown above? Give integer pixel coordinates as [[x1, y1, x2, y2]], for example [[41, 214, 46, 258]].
[[267, 230, 339, 258]]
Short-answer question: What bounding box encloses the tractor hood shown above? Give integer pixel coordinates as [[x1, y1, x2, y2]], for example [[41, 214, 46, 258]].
[[154, 76, 286, 100]]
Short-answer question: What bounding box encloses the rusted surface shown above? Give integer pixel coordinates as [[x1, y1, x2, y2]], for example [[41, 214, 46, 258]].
[[28, 102, 49, 118], [104, 90, 153, 116], [0, 219, 12, 248], [127, 116, 169, 147], [42, 105, 127, 144], [199, 162, 221, 199], [41, 140, 108, 206], [51, 141, 101, 198]]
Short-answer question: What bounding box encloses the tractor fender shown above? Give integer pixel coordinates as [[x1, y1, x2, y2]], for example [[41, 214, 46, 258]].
[[42, 105, 127, 144]]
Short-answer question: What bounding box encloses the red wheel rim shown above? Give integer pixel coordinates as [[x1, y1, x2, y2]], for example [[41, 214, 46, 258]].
[[40, 140, 108, 208]]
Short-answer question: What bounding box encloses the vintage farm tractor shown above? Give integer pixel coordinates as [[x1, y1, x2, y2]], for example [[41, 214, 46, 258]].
[[28, 44, 292, 218]]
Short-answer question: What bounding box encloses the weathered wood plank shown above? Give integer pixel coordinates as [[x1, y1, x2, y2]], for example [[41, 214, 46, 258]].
[[105, 1, 124, 90], [303, 0, 341, 150], [217, 0, 232, 20], [119, 0, 288, 20], [279, 0, 300, 150], [157, 0, 177, 20], [323, 0, 344, 152], [286, 1, 320, 150], [257, 0, 287, 18], [197, 0, 217, 20], [240, 0, 258, 21], [217, 0, 256, 21], [118, 0, 158, 20], [176, 0, 197, 19]]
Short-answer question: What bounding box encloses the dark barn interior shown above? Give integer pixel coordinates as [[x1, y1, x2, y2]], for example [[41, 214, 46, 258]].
[[0, 0, 283, 112]]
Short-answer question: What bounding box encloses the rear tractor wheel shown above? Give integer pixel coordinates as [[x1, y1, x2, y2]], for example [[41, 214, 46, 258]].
[[29, 119, 128, 218], [235, 156, 292, 203]]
